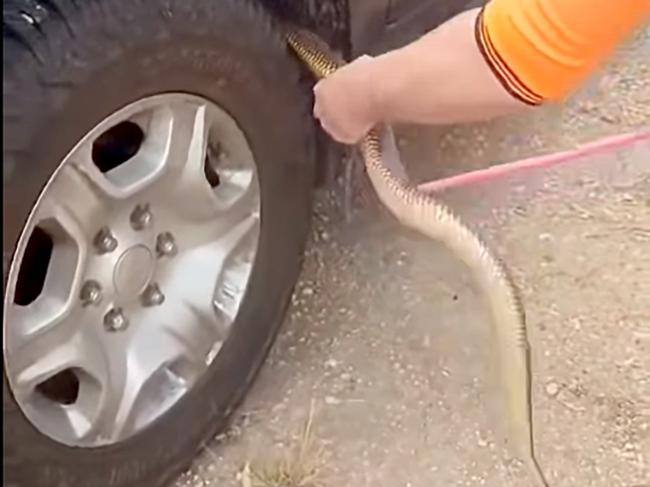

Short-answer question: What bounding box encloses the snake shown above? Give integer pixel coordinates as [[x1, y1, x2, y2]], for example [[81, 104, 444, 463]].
[[286, 28, 550, 487]]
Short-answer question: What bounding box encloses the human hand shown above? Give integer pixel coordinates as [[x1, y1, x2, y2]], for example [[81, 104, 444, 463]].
[[312, 55, 382, 145]]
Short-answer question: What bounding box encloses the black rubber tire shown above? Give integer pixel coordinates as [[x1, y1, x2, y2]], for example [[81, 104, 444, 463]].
[[3, 1, 315, 486]]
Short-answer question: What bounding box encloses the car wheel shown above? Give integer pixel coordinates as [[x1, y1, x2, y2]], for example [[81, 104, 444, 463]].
[[3, 1, 316, 486]]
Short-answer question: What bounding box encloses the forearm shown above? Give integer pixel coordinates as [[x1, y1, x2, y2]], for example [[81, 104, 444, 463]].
[[368, 8, 526, 126], [310, 0, 647, 144]]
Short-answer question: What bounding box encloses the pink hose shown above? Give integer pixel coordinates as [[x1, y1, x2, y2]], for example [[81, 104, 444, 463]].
[[417, 130, 650, 193]]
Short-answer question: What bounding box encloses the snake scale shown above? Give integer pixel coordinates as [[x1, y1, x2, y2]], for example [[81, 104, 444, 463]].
[[286, 28, 549, 487]]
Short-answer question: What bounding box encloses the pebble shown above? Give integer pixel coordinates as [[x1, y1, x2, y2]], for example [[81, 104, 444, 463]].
[[325, 395, 341, 405], [325, 358, 339, 369], [545, 382, 560, 397]]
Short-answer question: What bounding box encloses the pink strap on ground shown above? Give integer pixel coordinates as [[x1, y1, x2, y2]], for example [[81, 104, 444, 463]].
[[417, 130, 650, 193]]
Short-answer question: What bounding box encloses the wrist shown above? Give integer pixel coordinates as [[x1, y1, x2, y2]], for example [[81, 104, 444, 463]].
[[363, 55, 389, 124]]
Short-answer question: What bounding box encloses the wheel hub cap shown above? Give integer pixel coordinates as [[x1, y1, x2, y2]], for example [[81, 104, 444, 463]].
[[113, 245, 154, 298], [3, 94, 261, 447]]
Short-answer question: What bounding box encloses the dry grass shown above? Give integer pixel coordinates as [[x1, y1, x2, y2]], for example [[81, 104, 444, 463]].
[[239, 401, 330, 487]]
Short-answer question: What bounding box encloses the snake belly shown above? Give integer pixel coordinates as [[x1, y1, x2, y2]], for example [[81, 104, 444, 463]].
[[286, 28, 549, 487]]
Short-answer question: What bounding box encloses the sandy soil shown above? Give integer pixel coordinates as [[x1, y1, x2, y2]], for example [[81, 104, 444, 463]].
[[175, 25, 650, 487]]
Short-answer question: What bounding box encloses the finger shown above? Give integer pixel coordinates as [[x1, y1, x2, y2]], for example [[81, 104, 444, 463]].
[[313, 95, 332, 127], [313, 98, 322, 121], [318, 116, 344, 143], [321, 119, 357, 145], [312, 84, 327, 121], [318, 119, 343, 143], [324, 115, 364, 144]]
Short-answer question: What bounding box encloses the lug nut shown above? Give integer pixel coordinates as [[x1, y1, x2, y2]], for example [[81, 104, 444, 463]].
[[93, 226, 118, 254], [103, 307, 129, 332], [141, 283, 165, 307], [80, 280, 102, 307], [156, 232, 177, 257], [130, 203, 153, 231]]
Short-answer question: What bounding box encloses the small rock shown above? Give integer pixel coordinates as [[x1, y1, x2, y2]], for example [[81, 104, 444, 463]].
[[577, 100, 597, 113], [325, 358, 339, 369], [599, 113, 618, 124], [325, 395, 341, 405], [619, 193, 635, 203], [570, 317, 582, 330], [302, 286, 314, 296], [545, 382, 560, 397]]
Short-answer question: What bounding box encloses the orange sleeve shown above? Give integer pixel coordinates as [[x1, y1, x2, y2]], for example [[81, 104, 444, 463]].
[[475, 0, 650, 104]]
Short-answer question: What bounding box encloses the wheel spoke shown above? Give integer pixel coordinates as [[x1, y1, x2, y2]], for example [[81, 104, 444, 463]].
[[208, 142, 258, 214], [37, 160, 109, 251], [6, 260, 107, 442], [151, 101, 222, 218], [10, 163, 96, 340], [174, 173, 260, 252], [161, 211, 259, 327], [6, 309, 109, 440], [7, 324, 78, 401], [104, 330, 188, 440], [212, 212, 259, 321]]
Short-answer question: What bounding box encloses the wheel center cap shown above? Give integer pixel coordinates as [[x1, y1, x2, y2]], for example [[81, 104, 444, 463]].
[[113, 244, 154, 297]]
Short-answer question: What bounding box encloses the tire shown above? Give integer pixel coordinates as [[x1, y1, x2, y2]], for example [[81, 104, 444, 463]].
[[3, 1, 316, 486]]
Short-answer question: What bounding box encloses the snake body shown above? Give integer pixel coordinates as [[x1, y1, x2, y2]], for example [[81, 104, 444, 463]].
[[286, 29, 549, 487]]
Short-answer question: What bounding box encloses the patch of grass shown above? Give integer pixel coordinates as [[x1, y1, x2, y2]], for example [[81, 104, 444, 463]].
[[240, 401, 329, 487]]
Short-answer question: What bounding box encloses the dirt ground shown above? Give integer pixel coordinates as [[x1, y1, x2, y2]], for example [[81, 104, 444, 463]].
[[176, 26, 650, 487]]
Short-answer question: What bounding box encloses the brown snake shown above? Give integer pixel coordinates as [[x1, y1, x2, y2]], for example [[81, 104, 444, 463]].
[[286, 28, 550, 487]]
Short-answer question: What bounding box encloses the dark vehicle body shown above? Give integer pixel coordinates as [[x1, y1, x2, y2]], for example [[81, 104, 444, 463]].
[[265, 0, 479, 52]]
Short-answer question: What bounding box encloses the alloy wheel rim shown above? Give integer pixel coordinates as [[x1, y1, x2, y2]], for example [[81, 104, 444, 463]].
[[3, 94, 261, 447]]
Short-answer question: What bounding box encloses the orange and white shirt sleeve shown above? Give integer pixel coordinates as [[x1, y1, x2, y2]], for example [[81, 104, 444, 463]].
[[475, 0, 650, 105]]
